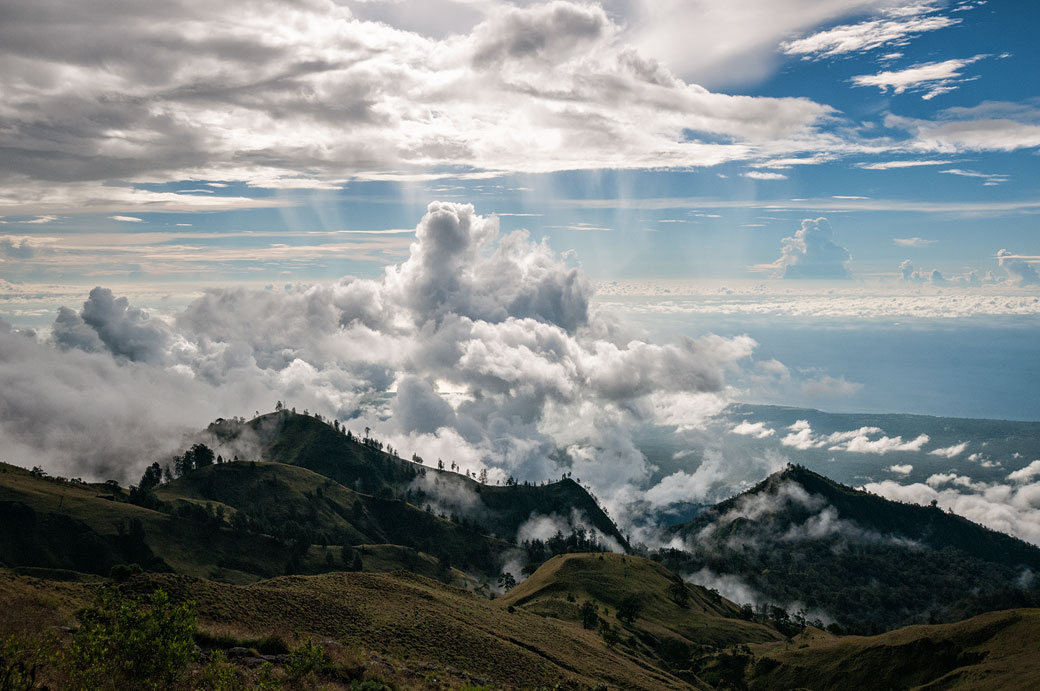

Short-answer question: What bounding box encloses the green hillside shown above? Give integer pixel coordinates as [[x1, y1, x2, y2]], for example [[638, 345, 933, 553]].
[[213, 411, 627, 548], [156, 460, 509, 579], [660, 465, 1040, 633]]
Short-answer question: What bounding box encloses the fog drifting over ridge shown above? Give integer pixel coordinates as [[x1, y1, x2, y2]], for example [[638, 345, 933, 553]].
[[0, 201, 759, 523]]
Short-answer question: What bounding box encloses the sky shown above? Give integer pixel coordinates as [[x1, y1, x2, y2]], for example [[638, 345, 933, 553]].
[[1, 0, 1040, 539]]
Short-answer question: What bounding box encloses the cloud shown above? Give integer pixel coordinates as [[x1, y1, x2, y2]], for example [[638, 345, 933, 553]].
[[863, 478, 1040, 546], [782, 6, 961, 59], [771, 217, 852, 279], [1009, 461, 1040, 484], [743, 171, 788, 180], [0, 0, 840, 211], [856, 159, 953, 169], [2, 202, 755, 527], [888, 463, 913, 475], [939, 168, 1009, 185], [888, 103, 1040, 153], [52, 287, 172, 364], [893, 237, 935, 247], [997, 250, 1040, 286], [929, 441, 968, 458], [0, 235, 44, 259], [851, 55, 987, 99], [781, 420, 929, 454], [109, 215, 144, 223], [800, 375, 862, 397], [731, 420, 775, 438]]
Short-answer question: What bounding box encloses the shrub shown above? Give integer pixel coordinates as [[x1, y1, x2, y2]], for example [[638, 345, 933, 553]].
[[1, 632, 53, 691], [285, 637, 332, 680], [64, 587, 197, 690]]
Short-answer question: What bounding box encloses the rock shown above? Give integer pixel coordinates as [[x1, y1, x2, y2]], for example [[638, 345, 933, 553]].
[[227, 647, 251, 658]]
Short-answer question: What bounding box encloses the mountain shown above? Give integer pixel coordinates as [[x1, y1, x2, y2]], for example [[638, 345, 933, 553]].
[[659, 465, 1040, 633]]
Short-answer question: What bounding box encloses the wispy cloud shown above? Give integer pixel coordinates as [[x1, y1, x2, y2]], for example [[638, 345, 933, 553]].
[[893, 237, 935, 247], [851, 55, 988, 99], [109, 215, 144, 223], [856, 159, 953, 170], [939, 168, 1009, 185], [782, 6, 961, 60]]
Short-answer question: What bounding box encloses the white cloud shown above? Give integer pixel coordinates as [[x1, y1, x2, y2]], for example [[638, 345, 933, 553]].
[[743, 171, 788, 180], [781, 420, 929, 454], [998, 250, 1040, 286], [864, 478, 1040, 546], [1009, 461, 1040, 484], [888, 103, 1040, 153], [782, 6, 961, 59], [851, 55, 987, 100], [856, 159, 953, 169], [893, 237, 935, 247], [108, 215, 144, 223], [770, 217, 852, 280], [731, 420, 775, 438], [888, 463, 913, 475], [929, 441, 968, 458], [939, 168, 1009, 185]]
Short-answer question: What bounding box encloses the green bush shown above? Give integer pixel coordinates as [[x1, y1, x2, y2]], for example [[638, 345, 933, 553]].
[[64, 587, 197, 690], [284, 637, 331, 680], [0, 632, 53, 691]]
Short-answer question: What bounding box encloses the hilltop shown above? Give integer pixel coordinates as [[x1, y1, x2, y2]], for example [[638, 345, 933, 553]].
[[212, 411, 627, 550], [659, 465, 1040, 633]]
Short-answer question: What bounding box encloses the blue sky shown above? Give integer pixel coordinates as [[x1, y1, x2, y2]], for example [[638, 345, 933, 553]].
[[1, 0, 1038, 294]]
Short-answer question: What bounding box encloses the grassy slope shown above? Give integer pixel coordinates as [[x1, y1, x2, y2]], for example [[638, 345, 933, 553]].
[[0, 462, 466, 585], [0, 567, 696, 690], [749, 609, 1040, 690], [502, 553, 780, 649]]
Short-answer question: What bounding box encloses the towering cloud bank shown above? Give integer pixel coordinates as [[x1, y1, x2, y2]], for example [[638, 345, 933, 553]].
[[0, 202, 754, 517]]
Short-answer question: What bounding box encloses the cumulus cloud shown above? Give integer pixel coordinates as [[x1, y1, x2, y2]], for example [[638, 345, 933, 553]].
[[770, 218, 852, 279], [997, 250, 1040, 286], [929, 441, 968, 458], [781, 420, 929, 454], [52, 287, 172, 364], [1008, 461, 1040, 484], [731, 420, 775, 438], [888, 463, 913, 475], [1, 202, 756, 527]]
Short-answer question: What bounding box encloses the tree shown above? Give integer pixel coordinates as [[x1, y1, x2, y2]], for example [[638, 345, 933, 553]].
[[498, 572, 517, 592], [617, 594, 644, 625], [478, 468, 488, 484], [138, 462, 163, 491], [669, 579, 689, 608], [580, 600, 599, 630]]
